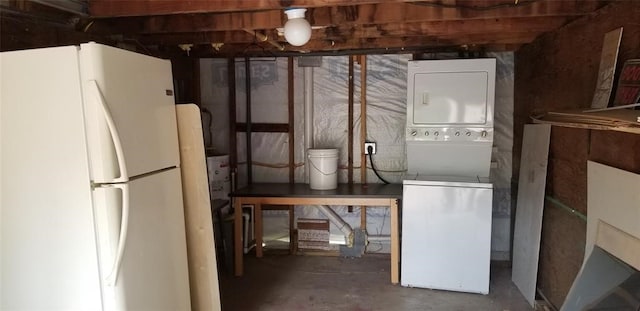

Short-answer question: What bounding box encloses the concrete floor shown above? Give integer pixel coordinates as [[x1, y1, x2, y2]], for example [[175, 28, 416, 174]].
[[219, 254, 532, 311]]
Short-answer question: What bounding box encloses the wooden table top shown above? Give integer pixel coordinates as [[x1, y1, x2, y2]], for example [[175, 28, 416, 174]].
[[231, 183, 403, 199]]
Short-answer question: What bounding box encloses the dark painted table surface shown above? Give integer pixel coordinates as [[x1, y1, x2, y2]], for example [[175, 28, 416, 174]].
[[231, 183, 403, 199]]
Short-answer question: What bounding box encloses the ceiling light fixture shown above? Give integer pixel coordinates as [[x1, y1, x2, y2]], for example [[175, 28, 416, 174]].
[[283, 8, 311, 46]]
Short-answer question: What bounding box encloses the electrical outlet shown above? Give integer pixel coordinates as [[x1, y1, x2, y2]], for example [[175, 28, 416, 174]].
[[364, 142, 376, 155]]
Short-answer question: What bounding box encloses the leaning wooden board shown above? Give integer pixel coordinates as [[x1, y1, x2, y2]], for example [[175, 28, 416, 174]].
[[512, 124, 552, 308], [176, 104, 222, 311]]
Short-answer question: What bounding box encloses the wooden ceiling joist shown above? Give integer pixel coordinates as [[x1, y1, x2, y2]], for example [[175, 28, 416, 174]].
[[282, 32, 541, 51], [169, 31, 537, 57], [1, 0, 612, 56], [89, 0, 425, 17], [86, 1, 601, 35], [135, 16, 566, 46]]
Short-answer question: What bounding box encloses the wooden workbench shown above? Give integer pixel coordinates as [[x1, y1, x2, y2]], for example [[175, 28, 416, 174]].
[[230, 183, 402, 284]]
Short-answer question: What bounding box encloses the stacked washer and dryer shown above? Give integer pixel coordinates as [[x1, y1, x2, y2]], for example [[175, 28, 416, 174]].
[[401, 59, 496, 294]]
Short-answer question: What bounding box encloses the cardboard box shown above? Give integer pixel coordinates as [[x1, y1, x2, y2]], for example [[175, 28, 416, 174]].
[[297, 218, 330, 250]]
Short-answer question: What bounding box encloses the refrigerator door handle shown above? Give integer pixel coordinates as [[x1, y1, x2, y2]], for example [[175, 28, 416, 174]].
[[88, 80, 129, 183], [105, 183, 130, 286]]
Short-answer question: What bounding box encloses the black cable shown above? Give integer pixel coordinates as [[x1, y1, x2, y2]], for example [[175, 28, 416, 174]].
[[367, 146, 390, 184]]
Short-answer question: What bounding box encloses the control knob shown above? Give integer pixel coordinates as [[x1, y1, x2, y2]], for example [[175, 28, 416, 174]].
[[455, 131, 460, 136], [481, 131, 488, 138], [466, 131, 471, 136], [434, 131, 439, 136], [410, 130, 418, 136]]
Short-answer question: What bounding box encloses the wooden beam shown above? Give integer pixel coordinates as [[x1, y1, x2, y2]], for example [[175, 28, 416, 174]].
[[333, 0, 604, 24], [89, 0, 426, 17], [158, 40, 523, 58], [0, 16, 114, 52], [133, 16, 567, 46], [136, 30, 281, 46], [291, 32, 540, 51], [87, 1, 602, 35], [136, 29, 542, 58], [144, 10, 283, 33], [337, 16, 571, 39]]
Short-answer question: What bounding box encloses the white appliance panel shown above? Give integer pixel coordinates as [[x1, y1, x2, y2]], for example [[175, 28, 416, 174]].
[[79, 42, 181, 183], [406, 58, 496, 128], [401, 181, 493, 294], [403, 177, 491, 188], [1, 47, 103, 310], [94, 168, 190, 310], [412, 72, 488, 125], [406, 141, 492, 177]]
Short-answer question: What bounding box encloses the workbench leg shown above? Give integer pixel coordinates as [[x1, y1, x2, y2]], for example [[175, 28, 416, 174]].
[[361, 206, 367, 229], [255, 203, 263, 258], [390, 199, 399, 284], [234, 199, 243, 277], [289, 205, 295, 254]]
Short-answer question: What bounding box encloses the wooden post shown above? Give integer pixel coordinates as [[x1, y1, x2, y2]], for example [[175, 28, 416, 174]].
[[359, 55, 368, 229], [390, 198, 399, 284], [245, 57, 252, 184], [192, 58, 201, 107], [348, 55, 355, 184], [228, 58, 237, 178], [288, 57, 295, 184], [288, 57, 296, 253], [359, 55, 367, 184]]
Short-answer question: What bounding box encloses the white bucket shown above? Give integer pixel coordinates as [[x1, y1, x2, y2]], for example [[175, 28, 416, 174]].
[[307, 149, 339, 190]]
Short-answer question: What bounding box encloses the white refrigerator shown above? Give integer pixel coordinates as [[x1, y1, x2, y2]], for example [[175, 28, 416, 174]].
[[1, 43, 191, 310]]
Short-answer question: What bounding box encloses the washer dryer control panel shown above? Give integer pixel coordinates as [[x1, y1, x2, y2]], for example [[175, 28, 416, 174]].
[[406, 127, 493, 142]]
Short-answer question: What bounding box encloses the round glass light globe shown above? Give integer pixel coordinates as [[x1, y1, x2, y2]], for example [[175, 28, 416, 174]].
[[284, 18, 311, 46]]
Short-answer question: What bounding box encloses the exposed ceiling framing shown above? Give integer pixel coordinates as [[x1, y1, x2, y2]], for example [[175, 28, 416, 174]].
[[1, 0, 613, 57]]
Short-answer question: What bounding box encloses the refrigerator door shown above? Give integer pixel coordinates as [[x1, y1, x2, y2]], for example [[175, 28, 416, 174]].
[[79, 42, 180, 183], [401, 182, 493, 294], [1, 46, 102, 310], [93, 168, 191, 310]]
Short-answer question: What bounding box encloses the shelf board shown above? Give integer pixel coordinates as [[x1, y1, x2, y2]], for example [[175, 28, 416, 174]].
[[531, 108, 640, 134]]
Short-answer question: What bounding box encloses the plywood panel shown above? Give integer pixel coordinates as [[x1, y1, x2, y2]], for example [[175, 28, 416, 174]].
[[538, 204, 586, 308], [589, 130, 640, 174], [512, 124, 552, 307], [549, 127, 589, 163], [548, 158, 587, 215], [586, 161, 640, 262], [176, 104, 222, 311]]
